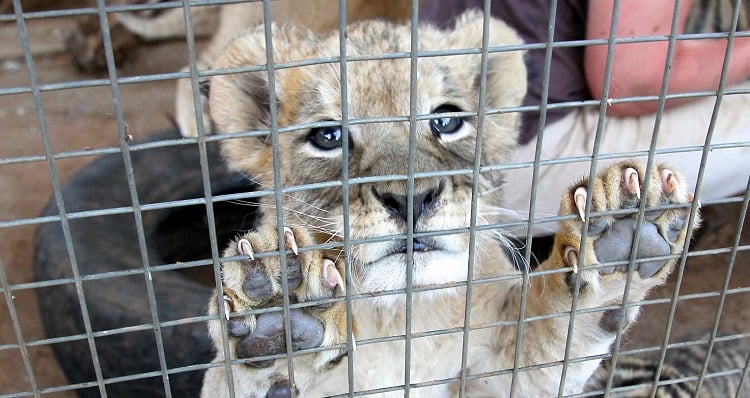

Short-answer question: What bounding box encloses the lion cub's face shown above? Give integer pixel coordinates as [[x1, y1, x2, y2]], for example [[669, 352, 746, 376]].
[[210, 11, 526, 295]]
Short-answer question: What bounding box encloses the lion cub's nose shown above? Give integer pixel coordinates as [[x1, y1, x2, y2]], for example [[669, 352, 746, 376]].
[[373, 186, 442, 226]]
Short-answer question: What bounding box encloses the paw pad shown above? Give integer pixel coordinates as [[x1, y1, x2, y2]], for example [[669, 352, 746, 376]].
[[562, 162, 696, 281], [235, 309, 325, 366], [214, 225, 348, 373]]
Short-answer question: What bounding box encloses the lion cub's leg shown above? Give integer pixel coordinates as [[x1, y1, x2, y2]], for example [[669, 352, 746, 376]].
[[202, 225, 349, 397], [518, 161, 698, 394]]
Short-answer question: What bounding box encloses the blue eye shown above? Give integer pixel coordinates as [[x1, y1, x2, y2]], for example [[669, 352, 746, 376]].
[[430, 104, 464, 137], [308, 124, 342, 150]]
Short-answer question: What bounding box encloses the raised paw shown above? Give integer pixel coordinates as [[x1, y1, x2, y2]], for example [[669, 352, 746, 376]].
[[207, 225, 349, 372], [554, 161, 699, 301]]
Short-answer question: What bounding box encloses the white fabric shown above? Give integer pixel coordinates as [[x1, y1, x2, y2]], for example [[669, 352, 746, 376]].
[[501, 82, 750, 236]]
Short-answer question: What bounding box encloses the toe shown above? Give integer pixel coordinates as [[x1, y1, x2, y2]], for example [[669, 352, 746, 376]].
[[574, 186, 588, 222], [615, 164, 641, 209], [289, 309, 325, 350], [283, 227, 299, 255], [563, 246, 580, 274], [321, 258, 345, 293], [624, 167, 641, 200], [267, 380, 295, 398], [238, 238, 255, 260], [660, 168, 677, 194], [237, 312, 286, 364], [244, 266, 275, 301]]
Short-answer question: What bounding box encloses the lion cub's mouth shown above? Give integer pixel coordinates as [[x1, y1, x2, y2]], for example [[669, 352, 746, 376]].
[[396, 239, 434, 254], [378, 237, 457, 264], [360, 237, 469, 292]]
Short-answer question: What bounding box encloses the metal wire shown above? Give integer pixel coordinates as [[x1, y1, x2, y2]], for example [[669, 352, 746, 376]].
[[258, 0, 301, 394], [457, 1, 496, 396], [403, 1, 421, 395], [509, 0, 558, 394], [9, 0, 107, 396], [648, 0, 747, 394], [335, 0, 357, 395], [1, 0, 749, 397], [604, 0, 687, 393], [180, 0, 239, 396], [93, 0, 175, 394], [557, 0, 622, 393], [693, 174, 750, 395]]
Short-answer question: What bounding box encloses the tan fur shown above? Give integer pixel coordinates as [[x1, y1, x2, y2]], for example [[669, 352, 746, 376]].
[[200, 13, 699, 397], [173, 0, 410, 138]]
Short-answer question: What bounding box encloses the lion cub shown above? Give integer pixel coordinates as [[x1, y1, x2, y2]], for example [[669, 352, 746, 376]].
[[200, 11, 698, 397]]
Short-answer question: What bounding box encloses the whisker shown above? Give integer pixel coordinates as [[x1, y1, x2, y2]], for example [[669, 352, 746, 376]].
[[240, 176, 334, 215]]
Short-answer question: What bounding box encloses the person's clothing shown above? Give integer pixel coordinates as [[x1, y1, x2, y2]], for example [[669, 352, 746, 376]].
[[420, 0, 589, 144], [420, 0, 750, 236], [503, 80, 750, 235]]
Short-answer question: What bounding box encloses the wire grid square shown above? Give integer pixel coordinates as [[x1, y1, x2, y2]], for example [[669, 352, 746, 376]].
[[0, 0, 749, 397]]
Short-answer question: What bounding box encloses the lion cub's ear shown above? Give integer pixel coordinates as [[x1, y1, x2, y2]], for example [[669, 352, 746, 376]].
[[209, 24, 319, 136], [434, 10, 527, 112]]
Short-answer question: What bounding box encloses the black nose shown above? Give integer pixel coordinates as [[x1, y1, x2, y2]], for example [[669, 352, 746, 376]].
[[373, 185, 442, 226]]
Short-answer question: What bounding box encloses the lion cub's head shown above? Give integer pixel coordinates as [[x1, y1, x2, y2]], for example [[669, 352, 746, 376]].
[[209, 11, 526, 295]]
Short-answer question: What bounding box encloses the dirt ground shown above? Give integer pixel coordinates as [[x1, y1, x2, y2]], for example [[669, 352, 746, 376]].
[[0, 12, 201, 397], [1, 8, 748, 398]]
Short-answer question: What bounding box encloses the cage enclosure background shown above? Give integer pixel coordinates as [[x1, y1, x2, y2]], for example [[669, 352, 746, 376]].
[[0, 0, 749, 397], [33, 129, 257, 396]]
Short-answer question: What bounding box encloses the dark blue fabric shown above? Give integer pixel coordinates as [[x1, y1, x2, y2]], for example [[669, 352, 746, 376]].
[[420, 0, 590, 144]]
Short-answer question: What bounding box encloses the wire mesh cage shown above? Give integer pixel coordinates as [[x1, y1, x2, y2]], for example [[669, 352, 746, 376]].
[[1, 0, 749, 397]]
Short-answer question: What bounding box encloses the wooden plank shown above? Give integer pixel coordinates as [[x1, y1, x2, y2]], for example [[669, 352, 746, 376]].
[[0, 17, 77, 60]]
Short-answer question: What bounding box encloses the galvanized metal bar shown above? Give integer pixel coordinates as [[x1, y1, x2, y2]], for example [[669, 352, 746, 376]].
[[509, 0, 558, 394], [693, 177, 749, 396], [258, 0, 299, 394], [403, 0, 421, 394], [2, 1, 749, 397], [557, 0, 622, 395], [93, 0, 173, 394], [691, 2, 747, 393], [10, 0, 109, 395], [649, 0, 746, 395], [180, 0, 238, 396], [603, 1, 685, 395], [0, 256, 40, 398], [336, 0, 357, 395], [458, 0, 493, 395], [737, 343, 750, 397]]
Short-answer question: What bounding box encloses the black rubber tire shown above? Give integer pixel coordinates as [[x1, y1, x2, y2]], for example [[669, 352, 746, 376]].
[[33, 130, 257, 397]]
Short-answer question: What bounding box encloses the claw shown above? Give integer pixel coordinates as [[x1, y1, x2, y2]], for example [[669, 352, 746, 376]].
[[661, 169, 676, 194], [283, 227, 299, 255], [624, 167, 641, 199], [222, 295, 233, 321], [574, 187, 587, 222], [694, 197, 701, 209], [564, 246, 579, 274], [322, 258, 344, 291], [237, 238, 254, 260]]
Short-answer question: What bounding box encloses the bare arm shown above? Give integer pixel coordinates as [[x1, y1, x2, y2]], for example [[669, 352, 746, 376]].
[[585, 0, 750, 116]]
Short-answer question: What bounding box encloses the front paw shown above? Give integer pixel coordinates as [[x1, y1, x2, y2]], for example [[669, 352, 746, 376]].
[[208, 225, 349, 373], [554, 161, 699, 308]]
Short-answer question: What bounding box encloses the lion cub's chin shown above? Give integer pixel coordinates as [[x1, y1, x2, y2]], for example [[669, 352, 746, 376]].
[[358, 251, 469, 303]]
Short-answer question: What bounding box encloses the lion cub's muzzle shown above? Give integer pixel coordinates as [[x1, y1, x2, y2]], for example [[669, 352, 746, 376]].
[[370, 179, 446, 227]]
